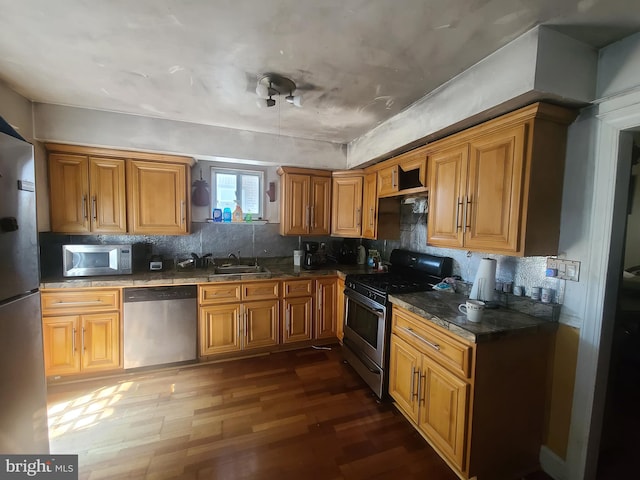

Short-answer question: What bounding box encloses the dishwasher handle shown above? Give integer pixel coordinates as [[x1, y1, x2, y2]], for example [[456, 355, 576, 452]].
[[123, 285, 197, 303]]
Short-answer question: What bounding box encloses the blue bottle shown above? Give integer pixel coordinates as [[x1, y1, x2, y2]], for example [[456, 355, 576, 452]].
[[213, 208, 222, 222], [222, 207, 232, 223]]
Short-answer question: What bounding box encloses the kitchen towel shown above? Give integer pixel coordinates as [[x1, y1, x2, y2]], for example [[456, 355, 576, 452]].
[[469, 258, 497, 301]]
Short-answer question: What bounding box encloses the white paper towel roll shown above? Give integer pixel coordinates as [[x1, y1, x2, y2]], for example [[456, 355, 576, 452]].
[[469, 258, 496, 301]]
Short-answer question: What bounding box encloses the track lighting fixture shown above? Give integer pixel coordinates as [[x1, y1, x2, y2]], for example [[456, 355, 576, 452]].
[[256, 74, 302, 108]]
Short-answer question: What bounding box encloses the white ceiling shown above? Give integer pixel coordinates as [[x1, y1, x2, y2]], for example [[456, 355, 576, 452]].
[[0, 0, 639, 145]]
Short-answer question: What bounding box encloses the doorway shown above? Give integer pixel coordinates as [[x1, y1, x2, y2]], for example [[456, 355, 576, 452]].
[[596, 136, 640, 479]]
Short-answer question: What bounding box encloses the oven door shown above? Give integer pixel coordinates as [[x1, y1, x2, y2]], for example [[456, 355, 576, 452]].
[[343, 289, 386, 367]]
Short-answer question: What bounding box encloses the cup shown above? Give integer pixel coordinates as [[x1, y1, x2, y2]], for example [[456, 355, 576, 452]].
[[458, 300, 485, 323], [541, 288, 553, 303], [531, 286, 541, 301], [513, 285, 524, 296], [293, 250, 303, 266]]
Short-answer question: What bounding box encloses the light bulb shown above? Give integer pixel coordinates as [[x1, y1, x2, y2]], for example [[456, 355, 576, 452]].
[[256, 82, 269, 98]]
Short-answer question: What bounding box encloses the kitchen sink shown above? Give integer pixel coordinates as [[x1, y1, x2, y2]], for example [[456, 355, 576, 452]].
[[212, 265, 269, 275]]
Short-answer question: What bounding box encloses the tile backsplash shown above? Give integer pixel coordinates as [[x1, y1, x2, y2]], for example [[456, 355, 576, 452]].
[[39, 222, 335, 278], [40, 200, 564, 304]]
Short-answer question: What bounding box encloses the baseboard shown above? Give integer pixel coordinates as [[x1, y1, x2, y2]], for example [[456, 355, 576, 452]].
[[540, 445, 567, 480]]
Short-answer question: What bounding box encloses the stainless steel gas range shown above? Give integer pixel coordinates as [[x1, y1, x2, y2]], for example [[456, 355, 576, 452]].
[[342, 249, 452, 399]]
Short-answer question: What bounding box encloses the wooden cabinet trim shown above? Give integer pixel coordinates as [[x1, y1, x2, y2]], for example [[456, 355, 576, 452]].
[[277, 166, 331, 177], [46, 143, 194, 166]]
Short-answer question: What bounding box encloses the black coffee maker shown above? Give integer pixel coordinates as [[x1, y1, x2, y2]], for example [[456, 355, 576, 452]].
[[303, 241, 319, 270]]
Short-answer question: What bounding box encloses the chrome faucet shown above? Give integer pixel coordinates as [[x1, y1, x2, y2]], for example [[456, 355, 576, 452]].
[[228, 251, 240, 265]]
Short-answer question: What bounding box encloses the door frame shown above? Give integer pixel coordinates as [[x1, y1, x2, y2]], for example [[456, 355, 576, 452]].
[[565, 93, 640, 480]]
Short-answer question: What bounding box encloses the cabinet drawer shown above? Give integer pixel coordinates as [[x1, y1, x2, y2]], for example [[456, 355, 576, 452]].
[[242, 281, 279, 301], [199, 283, 242, 305], [282, 279, 314, 297], [42, 289, 120, 315], [392, 308, 472, 379]]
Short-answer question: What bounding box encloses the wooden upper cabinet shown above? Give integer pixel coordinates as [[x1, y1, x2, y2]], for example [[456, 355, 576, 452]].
[[89, 157, 127, 234], [376, 147, 428, 198], [127, 160, 188, 235], [46, 144, 193, 235], [427, 145, 468, 248], [331, 173, 363, 237], [377, 163, 399, 197], [361, 172, 378, 239], [48, 154, 90, 233], [425, 102, 577, 256], [49, 154, 126, 234], [278, 167, 331, 236], [465, 125, 525, 252], [310, 176, 331, 235]]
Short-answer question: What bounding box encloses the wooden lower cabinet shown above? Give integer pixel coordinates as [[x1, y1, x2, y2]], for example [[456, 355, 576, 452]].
[[336, 277, 345, 341], [198, 281, 280, 357], [43, 312, 120, 377], [199, 303, 242, 356], [42, 288, 121, 378], [389, 305, 553, 480], [282, 296, 313, 343], [315, 277, 337, 339], [244, 300, 279, 350], [389, 335, 468, 468]]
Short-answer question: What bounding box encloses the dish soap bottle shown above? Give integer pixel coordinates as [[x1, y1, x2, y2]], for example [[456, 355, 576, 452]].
[[232, 204, 243, 222], [222, 207, 232, 223]]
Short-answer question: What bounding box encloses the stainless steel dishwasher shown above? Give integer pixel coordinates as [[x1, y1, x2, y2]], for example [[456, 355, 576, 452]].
[[123, 285, 197, 369]]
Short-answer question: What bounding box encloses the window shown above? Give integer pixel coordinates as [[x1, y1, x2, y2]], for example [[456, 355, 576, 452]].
[[211, 167, 264, 218]]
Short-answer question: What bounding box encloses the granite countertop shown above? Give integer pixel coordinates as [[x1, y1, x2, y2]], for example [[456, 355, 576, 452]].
[[40, 262, 374, 288], [389, 291, 558, 343]]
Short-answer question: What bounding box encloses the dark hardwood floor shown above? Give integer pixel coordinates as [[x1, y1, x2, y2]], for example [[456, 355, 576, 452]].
[[47, 345, 552, 480]]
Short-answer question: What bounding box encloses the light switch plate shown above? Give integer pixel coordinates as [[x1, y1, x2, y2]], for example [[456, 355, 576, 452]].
[[546, 258, 581, 281]]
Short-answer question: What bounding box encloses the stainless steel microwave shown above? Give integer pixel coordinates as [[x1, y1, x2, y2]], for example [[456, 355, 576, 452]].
[[62, 244, 132, 277]]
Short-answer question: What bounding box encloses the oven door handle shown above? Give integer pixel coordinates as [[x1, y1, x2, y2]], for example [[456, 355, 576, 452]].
[[344, 291, 385, 317]]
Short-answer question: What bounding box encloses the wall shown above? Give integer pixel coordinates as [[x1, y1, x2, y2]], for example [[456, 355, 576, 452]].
[[347, 26, 597, 169], [0, 80, 50, 232], [33, 103, 347, 170], [190, 159, 282, 223]]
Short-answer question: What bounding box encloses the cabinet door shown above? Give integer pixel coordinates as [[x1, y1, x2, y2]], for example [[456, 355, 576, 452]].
[[361, 172, 378, 239], [281, 174, 310, 235], [243, 300, 279, 350], [389, 335, 420, 422], [43, 316, 81, 376], [89, 157, 127, 234], [82, 313, 120, 372], [419, 357, 469, 470], [377, 163, 398, 197], [336, 278, 345, 341], [48, 154, 90, 233], [427, 145, 468, 248], [315, 278, 337, 339], [465, 125, 526, 253], [398, 150, 428, 190], [199, 304, 242, 356], [310, 176, 331, 235], [331, 175, 363, 237], [282, 297, 312, 343], [127, 160, 188, 235]]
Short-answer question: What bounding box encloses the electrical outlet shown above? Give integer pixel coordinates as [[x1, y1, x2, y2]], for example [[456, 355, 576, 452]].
[[546, 258, 581, 282]]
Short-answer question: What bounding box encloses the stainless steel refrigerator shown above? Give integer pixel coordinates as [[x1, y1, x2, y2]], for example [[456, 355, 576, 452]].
[[0, 117, 49, 453]]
